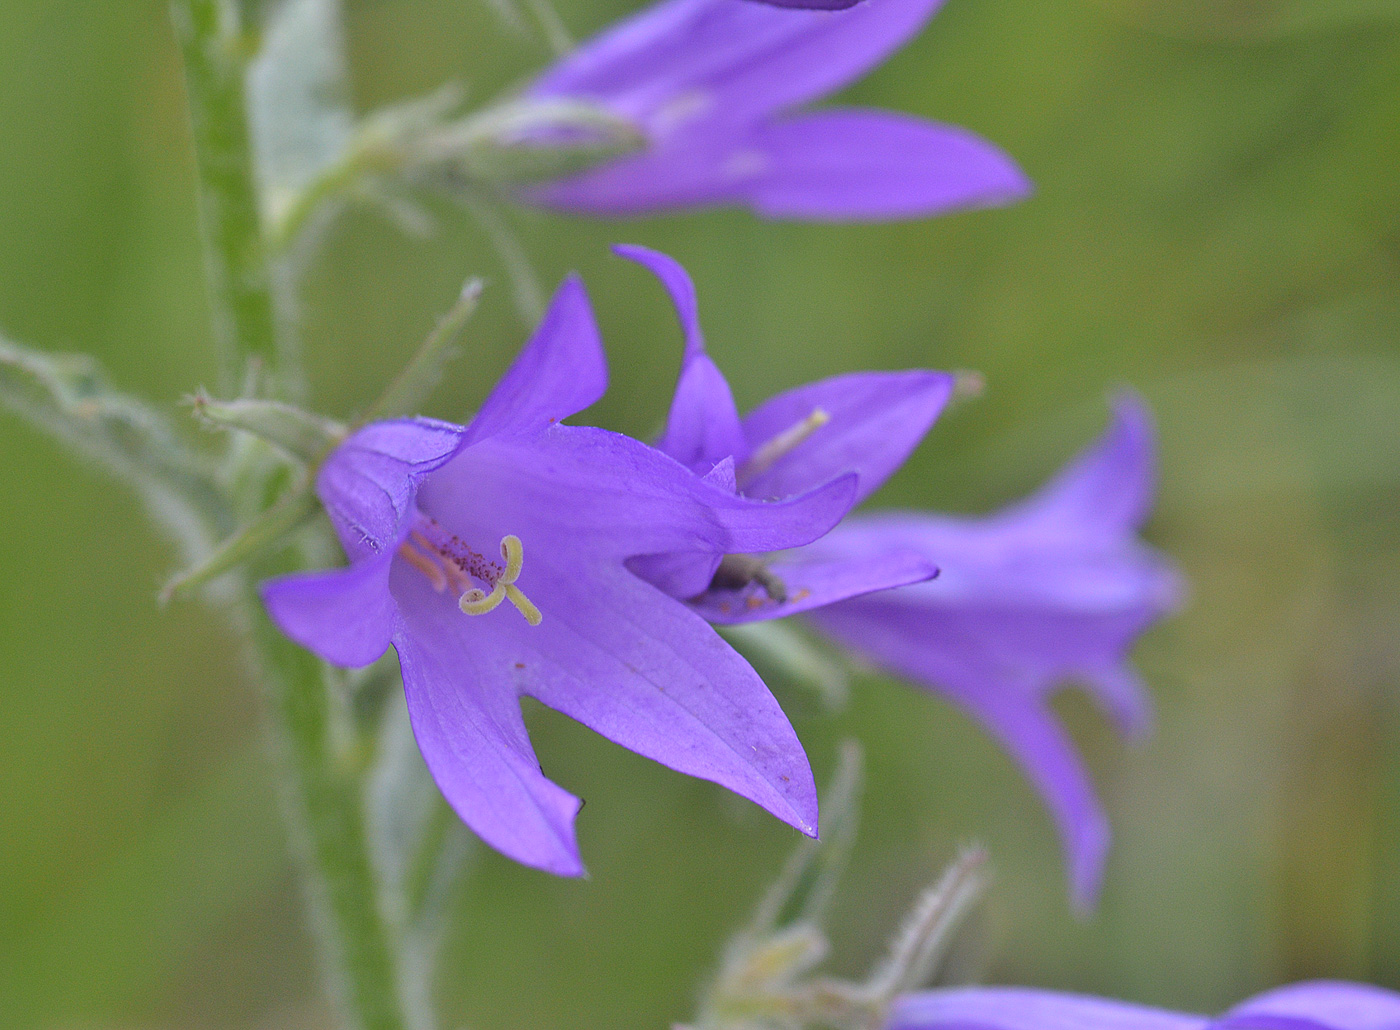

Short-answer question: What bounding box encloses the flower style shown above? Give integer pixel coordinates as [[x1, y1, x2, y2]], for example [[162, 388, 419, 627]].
[[888, 981, 1400, 1030], [522, 0, 1031, 219], [803, 397, 1182, 907], [619, 244, 1179, 907], [259, 275, 869, 876]]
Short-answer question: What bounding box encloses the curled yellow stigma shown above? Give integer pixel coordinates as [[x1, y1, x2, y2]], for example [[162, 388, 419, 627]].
[[458, 534, 543, 626]]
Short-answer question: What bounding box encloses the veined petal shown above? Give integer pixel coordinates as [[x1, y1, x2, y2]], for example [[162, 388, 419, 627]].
[[260, 555, 397, 667], [317, 417, 464, 559], [463, 274, 608, 446], [740, 369, 954, 504], [888, 988, 1208, 1030], [528, 0, 948, 132], [738, 109, 1031, 220], [614, 244, 746, 471], [394, 613, 585, 876], [1220, 983, 1400, 1030], [514, 562, 819, 834], [691, 548, 937, 624], [419, 425, 859, 562]]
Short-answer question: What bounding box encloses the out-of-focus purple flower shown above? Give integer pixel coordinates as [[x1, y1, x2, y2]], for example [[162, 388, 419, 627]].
[[888, 981, 1400, 1030], [616, 243, 950, 615], [803, 398, 1182, 907], [259, 275, 864, 877], [521, 0, 1030, 219]]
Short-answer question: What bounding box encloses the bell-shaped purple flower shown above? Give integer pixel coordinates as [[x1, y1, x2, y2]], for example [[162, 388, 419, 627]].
[[616, 243, 952, 616], [803, 397, 1182, 907], [618, 244, 1179, 905], [522, 0, 1031, 219], [260, 275, 865, 876], [888, 980, 1400, 1030]]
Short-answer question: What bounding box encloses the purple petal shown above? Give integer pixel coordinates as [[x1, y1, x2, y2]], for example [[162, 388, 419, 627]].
[[463, 274, 607, 445], [614, 244, 746, 471], [999, 393, 1157, 536], [795, 402, 1180, 904], [317, 417, 464, 559], [808, 595, 1111, 907], [394, 608, 585, 876], [260, 555, 397, 667], [419, 426, 859, 562], [627, 550, 726, 599], [733, 109, 1031, 220], [517, 562, 819, 834], [529, 0, 947, 132], [691, 549, 937, 623], [527, 110, 1029, 220], [745, 0, 864, 9], [739, 369, 954, 504], [1221, 983, 1400, 1030], [388, 545, 817, 841], [888, 988, 1207, 1030]]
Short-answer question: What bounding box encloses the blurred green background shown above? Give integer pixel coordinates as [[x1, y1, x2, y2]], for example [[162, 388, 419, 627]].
[[2, 0, 1400, 1025]]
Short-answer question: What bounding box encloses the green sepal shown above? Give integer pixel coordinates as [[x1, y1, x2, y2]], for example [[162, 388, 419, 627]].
[[363, 277, 483, 422], [193, 391, 346, 462], [422, 98, 646, 187], [161, 483, 319, 602]]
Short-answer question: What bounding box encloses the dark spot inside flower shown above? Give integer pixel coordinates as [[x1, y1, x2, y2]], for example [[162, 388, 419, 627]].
[[709, 554, 788, 603], [515, 662, 526, 669]]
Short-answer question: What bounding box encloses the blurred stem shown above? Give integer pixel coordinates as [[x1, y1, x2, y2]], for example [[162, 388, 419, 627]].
[[170, 0, 281, 391], [172, 2, 417, 1027], [247, 595, 418, 1030]]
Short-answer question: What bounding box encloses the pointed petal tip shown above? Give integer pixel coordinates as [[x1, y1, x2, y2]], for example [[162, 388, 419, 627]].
[[1067, 810, 1110, 915]]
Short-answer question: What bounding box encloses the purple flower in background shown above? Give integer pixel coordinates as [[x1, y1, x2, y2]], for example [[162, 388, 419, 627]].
[[888, 981, 1400, 1030], [616, 244, 950, 615], [260, 275, 863, 876], [523, 0, 1030, 219], [804, 397, 1182, 907]]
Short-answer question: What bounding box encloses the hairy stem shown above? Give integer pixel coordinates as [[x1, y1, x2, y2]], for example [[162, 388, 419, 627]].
[[172, 1, 417, 1025], [170, 0, 280, 389], [248, 598, 417, 1030]]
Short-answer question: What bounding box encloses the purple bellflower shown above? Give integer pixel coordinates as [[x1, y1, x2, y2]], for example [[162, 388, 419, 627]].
[[522, 0, 1031, 219], [618, 244, 1179, 907], [802, 397, 1182, 907], [259, 275, 875, 877], [615, 244, 953, 620], [888, 981, 1400, 1030]]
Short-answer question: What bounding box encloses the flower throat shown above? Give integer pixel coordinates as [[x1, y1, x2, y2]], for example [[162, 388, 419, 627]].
[[398, 519, 543, 626]]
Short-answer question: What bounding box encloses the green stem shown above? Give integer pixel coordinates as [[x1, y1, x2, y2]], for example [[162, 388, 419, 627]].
[[170, 0, 280, 389], [248, 597, 414, 1030], [172, 1, 417, 1026]]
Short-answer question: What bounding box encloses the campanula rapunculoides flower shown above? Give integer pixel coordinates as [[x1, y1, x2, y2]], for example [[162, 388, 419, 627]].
[[616, 244, 951, 617], [888, 980, 1400, 1030], [616, 245, 1178, 905], [803, 398, 1182, 906], [259, 275, 866, 876], [522, 0, 1031, 219]]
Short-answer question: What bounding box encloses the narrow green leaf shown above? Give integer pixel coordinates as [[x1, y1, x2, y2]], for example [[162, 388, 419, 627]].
[[363, 278, 483, 422], [161, 483, 319, 601]]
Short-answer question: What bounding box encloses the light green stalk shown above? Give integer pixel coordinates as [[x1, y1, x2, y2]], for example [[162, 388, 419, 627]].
[[170, 1, 418, 1026], [170, 0, 280, 390]]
